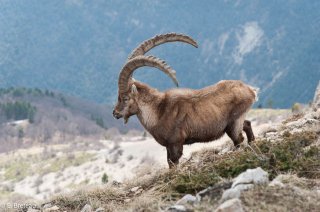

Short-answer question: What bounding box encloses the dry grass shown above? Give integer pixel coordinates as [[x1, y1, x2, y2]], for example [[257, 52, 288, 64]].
[[241, 185, 320, 212], [282, 113, 305, 124]]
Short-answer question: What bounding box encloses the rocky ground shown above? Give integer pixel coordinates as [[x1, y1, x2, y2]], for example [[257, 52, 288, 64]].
[[0, 108, 289, 207]]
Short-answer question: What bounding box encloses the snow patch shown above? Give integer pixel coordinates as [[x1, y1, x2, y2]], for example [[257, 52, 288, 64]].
[[233, 22, 264, 64], [262, 70, 285, 92], [131, 19, 142, 27], [218, 32, 229, 55], [201, 39, 214, 64]]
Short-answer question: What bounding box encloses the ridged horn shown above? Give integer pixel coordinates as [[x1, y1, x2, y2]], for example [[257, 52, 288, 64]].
[[128, 33, 198, 60], [118, 55, 178, 95]]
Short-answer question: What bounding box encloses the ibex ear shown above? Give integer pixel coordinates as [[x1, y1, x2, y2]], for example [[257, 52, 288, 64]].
[[131, 84, 138, 95]]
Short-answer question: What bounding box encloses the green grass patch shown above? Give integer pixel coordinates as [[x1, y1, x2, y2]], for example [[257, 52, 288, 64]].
[[1, 152, 94, 182], [41, 153, 94, 175], [3, 160, 32, 181]]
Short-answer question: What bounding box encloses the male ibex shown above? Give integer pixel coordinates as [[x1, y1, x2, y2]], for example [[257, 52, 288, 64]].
[[113, 33, 257, 168]]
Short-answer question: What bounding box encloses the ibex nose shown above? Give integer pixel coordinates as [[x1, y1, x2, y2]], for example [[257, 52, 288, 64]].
[[112, 110, 122, 119]]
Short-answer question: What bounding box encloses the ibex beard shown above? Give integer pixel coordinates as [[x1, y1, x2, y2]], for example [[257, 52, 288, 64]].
[[113, 33, 258, 168]]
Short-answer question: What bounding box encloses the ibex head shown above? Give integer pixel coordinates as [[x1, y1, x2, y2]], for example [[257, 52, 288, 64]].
[[113, 33, 198, 124], [113, 78, 139, 124], [113, 56, 178, 124]]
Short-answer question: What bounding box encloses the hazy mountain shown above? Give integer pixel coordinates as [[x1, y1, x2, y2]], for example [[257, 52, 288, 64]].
[[0, 0, 319, 108], [0, 87, 141, 152]]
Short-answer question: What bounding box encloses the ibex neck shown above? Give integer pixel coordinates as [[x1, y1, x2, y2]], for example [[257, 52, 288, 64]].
[[136, 85, 163, 129]]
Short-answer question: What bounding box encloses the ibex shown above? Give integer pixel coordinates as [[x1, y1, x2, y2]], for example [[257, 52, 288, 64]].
[[113, 33, 257, 168]]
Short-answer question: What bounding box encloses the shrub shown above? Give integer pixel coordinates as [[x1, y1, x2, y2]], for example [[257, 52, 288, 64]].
[[102, 173, 108, 184], [291, 102, 302, 114]]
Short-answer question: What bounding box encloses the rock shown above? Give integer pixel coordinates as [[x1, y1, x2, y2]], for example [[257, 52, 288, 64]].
[[215, 198, 244, 212], [196, 182, 232, 202], [95, 207, 105, 212], [176, 194, 196, 205], [130, 186, 140, 192], [269, 175, 285, 187], [42, 203, 53, 209], [44, 206, 60, 211], [290, 128, 303, 134], [220, 187, 241, 201], [81, 204, 92, 212], [260, 125, 280, 137], [167, 204, 187, 212], [221, 184, 255, 202], [286, 120, 304, 128], [232, 167, 269, 188], [265, 131, 277, 138], [221, 168, 268, 202], [112, 180, 121, 187]]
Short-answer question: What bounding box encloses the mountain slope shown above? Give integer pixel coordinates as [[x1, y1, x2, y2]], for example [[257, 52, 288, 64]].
[[0, 0, 319, 107], [0, 87, 141, 152]]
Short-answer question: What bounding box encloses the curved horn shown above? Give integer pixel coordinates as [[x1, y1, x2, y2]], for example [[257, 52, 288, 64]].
[[118, 55, 178, 94], [128, 33, 198, 60]]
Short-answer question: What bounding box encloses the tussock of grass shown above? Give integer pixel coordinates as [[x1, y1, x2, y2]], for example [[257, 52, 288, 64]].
[[241, 185, 320, 211], [49, 185, 168, 212], [282, 113, 305, 124], [170, 131, 319, 194], [49, 130, 319, 211]]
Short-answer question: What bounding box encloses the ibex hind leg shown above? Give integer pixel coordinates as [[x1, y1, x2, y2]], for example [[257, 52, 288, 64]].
[[226, 116, 245, 148], [243, 120, 255, 144]]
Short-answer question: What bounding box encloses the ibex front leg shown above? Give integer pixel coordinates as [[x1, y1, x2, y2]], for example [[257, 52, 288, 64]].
[[166, 143, 183, 169]]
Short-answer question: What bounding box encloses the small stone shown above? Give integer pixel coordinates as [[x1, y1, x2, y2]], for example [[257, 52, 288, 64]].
[[112, 180, 121, 187], [95, 207, 105, 212], [215, 198, 244, 212], [269, 176, 285, 187], [221, 188, 241, 201], [261, 126, 278, 135], [196, 187, 211, 201], [167, 204, 187, 212], [81, 204, 92, 212], [124, 198, 131, 203], [130, 186, 140, 192], [42, 203, 52, 209], [135, 188, 143, 194], [176, 194, 196, 205], [265, 131, 277, 137], [44, 206, 59, 212], [290, 128, 302, 134]]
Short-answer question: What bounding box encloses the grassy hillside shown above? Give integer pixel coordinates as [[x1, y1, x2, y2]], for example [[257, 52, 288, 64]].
[[42, 109, 320, 211]]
